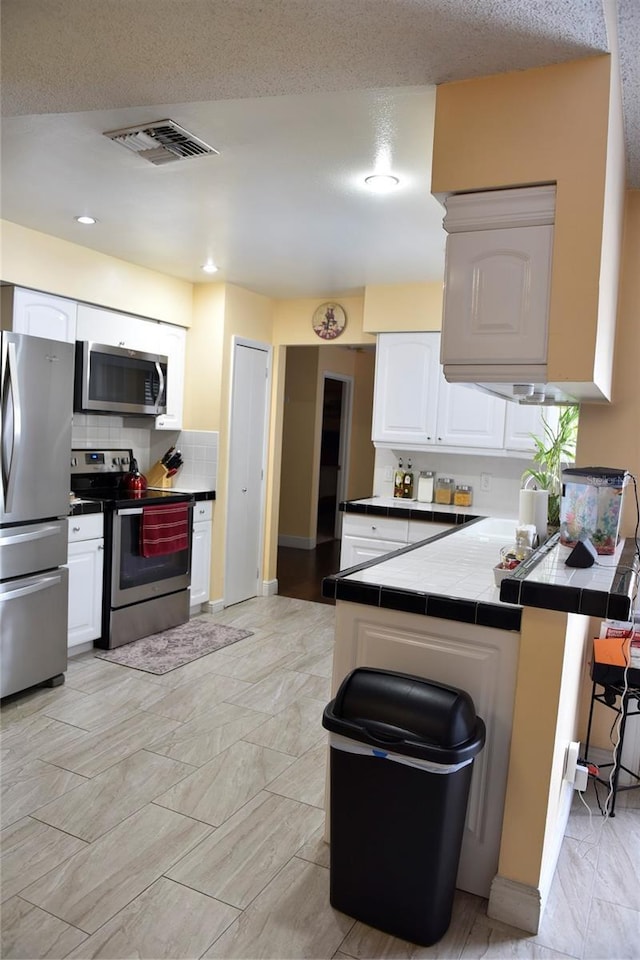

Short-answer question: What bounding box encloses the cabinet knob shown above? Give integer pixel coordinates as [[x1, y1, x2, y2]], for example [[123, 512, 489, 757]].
[[371, 525, 377, 531], [98, 544, 104, 550], [157, 419, 165, 426], [72, 525, 80, 532], [242, 487, 247, 493], [118, 340, 125, 347], [437, 437, 442, 441]]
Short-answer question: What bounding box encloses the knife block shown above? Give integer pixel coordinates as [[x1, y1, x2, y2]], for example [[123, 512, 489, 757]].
[[146, 461, 173, 488]]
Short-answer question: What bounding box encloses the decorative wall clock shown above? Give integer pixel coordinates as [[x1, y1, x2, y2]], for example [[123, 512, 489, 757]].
[[312, 302, 347, 340]]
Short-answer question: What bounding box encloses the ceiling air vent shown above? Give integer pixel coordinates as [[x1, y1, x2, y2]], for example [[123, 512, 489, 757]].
[[103, 120, 219, 165]]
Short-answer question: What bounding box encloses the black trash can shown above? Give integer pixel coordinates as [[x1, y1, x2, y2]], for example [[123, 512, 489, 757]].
[[322, 667, 485, 947]]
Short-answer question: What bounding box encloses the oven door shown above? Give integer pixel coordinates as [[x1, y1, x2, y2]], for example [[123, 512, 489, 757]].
[[111, 505, 192, 608]]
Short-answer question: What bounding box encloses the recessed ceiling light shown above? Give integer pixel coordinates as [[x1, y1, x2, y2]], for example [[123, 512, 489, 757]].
[[364, 174, 400, 193], [201, 261, 218, 274], [75, 215, 97, 225]]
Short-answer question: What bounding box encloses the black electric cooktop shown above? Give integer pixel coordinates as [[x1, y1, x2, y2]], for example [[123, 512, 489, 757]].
[[70, 448, 193, 510]]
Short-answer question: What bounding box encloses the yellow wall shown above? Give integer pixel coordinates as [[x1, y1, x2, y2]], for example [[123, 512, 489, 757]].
[[273, 296, 375, 346], [497, 608, 590, 891], [0, 220, 193, 326], [432, 56, 620, 397], [363, 282, 443, 333], [577, 190, 640, 537]]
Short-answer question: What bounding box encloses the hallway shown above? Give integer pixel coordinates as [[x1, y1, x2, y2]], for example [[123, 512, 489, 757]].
[[277, 539, 341, 605]]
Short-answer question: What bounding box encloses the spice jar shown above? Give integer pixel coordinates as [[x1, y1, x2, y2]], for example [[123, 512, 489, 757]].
[[454, 484, 473, 507], [434, 477, 455, 505], [417, 471, 435, 503]]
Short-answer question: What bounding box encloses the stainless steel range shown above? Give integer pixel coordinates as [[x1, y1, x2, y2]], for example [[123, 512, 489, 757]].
[[70, 448, 194, 649]]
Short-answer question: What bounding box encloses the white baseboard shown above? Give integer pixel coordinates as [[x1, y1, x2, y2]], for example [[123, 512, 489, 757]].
[[68, 641, 95, 658], [488, 876, 542, 934], [262, 579, 278, 596], [488, 778, 575, 934], [204, 598, 225, 613], [277, 535, 317, 550]]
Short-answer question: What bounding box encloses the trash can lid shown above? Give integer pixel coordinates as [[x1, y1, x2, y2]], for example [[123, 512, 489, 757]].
[[322, 667, 485, 764]]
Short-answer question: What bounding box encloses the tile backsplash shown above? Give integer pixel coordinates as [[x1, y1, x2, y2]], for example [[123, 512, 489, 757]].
[[71, 416, 218, 491], [373, 447, 534, 516]]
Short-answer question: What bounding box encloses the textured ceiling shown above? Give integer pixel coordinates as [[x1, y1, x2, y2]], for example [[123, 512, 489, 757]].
[[1, 0, 638, 298]]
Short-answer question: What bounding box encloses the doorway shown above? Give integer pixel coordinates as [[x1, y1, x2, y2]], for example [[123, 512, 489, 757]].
[[317, 373, 352, 542], [224, 338, 271, 607]]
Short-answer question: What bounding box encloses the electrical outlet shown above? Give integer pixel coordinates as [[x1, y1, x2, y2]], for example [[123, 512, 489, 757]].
[[480, 473, 492, 492], [384, 467, 393, 482]]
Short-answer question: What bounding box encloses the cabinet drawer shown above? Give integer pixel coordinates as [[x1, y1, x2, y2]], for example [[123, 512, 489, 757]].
[[407, 520, 455, 543], [68, 514, 104, 542], [192, 500, 213, 523], [342, 514, 409, 543]]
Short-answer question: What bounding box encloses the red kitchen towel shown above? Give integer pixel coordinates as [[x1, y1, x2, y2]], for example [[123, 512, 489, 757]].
[[140, 504, 190, 558]]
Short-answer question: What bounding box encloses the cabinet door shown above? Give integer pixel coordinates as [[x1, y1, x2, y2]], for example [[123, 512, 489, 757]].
[[436, 379, 506, 449], [503, 403, 559, 453], [12, 289, 77, 343], [372, 332, 440, 445], [442, 225, 552, 366], [66, 539, 104, 647], [191, 520, 212, 606], [155, 324, 186, 430], [340, 535, 406, 570], [76, 304, 159, 352]]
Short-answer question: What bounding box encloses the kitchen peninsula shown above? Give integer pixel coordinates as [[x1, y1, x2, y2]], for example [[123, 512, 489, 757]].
[[323, 500, 638, 934]]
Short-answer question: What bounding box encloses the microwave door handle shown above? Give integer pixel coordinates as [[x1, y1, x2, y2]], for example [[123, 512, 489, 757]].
[[154, 361, 165, 412], [1, 341, 22, 513]]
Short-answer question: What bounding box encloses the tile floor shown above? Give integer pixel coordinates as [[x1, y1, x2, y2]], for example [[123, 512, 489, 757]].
[[1, 595, 638, 959]]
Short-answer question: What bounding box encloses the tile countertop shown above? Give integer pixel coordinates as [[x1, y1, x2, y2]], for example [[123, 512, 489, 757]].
[[148, 488, 215, 501], [340, 496, 518, 525], [324, 514, 639, 631]]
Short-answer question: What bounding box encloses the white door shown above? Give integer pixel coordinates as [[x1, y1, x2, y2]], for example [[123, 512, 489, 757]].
[[225, 339, 271, 607]]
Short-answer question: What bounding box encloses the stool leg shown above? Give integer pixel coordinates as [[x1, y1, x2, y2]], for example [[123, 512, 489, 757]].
[[584, 680, 597, 759]]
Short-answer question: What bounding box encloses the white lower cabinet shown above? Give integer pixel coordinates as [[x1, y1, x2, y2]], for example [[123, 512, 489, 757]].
[[190, 501, 212, 608], [66, 514, 104, 649], [340, 514, 454, 569], [330, 602, 520, 898]]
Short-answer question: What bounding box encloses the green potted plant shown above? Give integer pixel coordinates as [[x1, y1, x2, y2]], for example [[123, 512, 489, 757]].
[[522, 405, 580, 529]]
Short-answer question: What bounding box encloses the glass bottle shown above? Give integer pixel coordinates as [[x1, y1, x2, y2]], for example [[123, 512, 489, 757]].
[[393, 459, 404, 498], [403, 459, 415, 499]]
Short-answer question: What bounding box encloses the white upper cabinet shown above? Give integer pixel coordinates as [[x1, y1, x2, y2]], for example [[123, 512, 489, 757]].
[[373, 331, 506, 452], [441, 186, 556, 391], [503, 403, 560, 453], [76, 303, 159, 352], [155, 323, 186, 431], [372, 332, 440, 445], [2, 287, 77, 343], [435, 380, 506, 449]]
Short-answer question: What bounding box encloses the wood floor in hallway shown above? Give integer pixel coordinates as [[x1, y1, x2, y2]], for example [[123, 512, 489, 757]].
[[277, 539, 341, 604]]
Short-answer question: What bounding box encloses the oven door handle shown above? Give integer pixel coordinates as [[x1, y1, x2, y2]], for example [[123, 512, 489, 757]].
[[117, 507, 144, 515]]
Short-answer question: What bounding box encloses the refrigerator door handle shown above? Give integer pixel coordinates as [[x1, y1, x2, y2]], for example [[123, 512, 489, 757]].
[[1, 341, 22, 513], [0, 571, 63, 603], [1, 524, 64, 547], [154, 361, 165, 413]]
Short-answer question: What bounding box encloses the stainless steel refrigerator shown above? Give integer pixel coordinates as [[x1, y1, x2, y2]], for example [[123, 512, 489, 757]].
[[1, 331, 74, 698]]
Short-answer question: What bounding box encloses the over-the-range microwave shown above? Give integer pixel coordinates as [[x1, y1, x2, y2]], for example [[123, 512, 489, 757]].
[[74, 341, 168, 416]]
